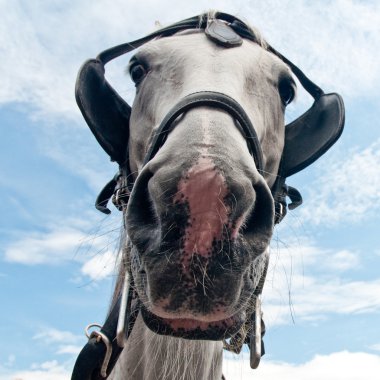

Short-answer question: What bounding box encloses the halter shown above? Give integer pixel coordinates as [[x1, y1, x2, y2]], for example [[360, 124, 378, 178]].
[[72, 12, 344, 379]]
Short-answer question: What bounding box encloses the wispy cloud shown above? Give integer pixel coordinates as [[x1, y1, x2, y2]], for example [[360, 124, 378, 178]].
[[270, 238, 360, 274], [55, 345, 82, 356], [369, 343, 380, 352], [33, 327, 82, 358], [299, 140, 380, 225], [1, 0, 379, 122], [33, 328, 81, 345], [4, 229, 87, 265], [3, 214, 121, 280], [0, 360, 70, 380], [265, 238, 380, 326], [223, 351, 380, 380], [81, 249, 119, 280], [244, 0, 380, 100], [265, 276, 380, 326]]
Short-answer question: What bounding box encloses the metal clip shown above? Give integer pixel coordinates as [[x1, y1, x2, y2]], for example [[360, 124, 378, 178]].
[[112, 185, 130, 211], [250, 296, 262, 369], [116, 272, 131, 348]]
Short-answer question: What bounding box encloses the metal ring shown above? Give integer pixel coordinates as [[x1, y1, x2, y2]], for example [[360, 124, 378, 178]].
[[85, 323, 102, 339]]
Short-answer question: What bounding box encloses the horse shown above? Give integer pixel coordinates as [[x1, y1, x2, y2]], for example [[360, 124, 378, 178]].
[[72, 11, 345, 380]]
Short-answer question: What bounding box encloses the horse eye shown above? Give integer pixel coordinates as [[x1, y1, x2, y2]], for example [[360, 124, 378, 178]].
[[130, 64, 147, 84], [279, 79, 295, 106]]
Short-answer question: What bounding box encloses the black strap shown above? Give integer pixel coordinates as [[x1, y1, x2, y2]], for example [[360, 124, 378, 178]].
[[72, 297, 122, 380], [71, 284, 138, 380], [97, 12, 323, 101], [97, 16, 201, 64], [143, 91, 264, 172]]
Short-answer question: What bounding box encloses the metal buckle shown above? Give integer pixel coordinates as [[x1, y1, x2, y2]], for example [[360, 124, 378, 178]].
[[112, 185, 130, 211], [85, 324, 113, 378]]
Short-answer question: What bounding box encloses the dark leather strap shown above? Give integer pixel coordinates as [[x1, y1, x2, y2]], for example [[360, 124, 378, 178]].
[[97, 12, 324, 102], [71, 285, 138, 380], [72, 296, 122, 380], [143, 91, 264, 172]]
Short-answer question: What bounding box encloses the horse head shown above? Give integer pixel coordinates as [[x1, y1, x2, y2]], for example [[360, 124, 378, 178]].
[[73, 12, 344, 379]]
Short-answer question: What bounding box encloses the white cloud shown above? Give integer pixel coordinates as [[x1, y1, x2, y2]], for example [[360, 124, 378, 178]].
[[0, 0, 240, 121], [299, 140, 380, 225], [3, 213, 121, 280], [32, 327, 82, 358], [33, 328, 80, 345], [270, 277, 380, 323], [270, 238, 360, 275], [0, 360, 70, 380], [223, 351, 380, 380], [81, 249, 118, 280], [2, 351, 380, 380], [369, 343, 380, 352], [1, 0, 379, 122], [2, 355, 16, 368], [245, 1, 380, 99], [4, 229, 86, 265], [264, 239, 380, 326], [55, 345, 82, 356]]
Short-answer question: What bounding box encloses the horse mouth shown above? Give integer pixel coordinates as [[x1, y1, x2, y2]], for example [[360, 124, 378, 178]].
[[140, 305, 245, 340]]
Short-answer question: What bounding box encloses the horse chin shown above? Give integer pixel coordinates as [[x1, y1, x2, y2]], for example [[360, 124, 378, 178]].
[[140, 305, 245, 340]]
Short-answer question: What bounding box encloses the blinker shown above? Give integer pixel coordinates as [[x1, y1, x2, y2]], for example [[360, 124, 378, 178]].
[[205, 19, 243, 47]]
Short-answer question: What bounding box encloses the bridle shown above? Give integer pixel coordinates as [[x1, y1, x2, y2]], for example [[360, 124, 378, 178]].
[[72, 12, 345, 380]]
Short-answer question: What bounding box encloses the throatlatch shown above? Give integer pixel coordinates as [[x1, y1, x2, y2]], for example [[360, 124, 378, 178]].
[[72, 11, 345, 380]]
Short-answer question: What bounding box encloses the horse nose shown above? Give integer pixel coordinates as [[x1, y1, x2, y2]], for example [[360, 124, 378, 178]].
[[126, 153, 273, 254]]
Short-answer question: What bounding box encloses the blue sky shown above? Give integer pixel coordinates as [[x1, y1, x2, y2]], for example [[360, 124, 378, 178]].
[[1, 1, 380, 379]]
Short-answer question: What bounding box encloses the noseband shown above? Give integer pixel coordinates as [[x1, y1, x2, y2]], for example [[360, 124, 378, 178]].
[[144, 91, 264, 169]]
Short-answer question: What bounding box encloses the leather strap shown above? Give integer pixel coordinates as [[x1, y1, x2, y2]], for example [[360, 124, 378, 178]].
[[143, 91, 264, 172], [71, 278, 138, 380]]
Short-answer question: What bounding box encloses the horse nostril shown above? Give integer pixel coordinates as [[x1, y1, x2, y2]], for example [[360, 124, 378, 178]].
[[241, 181, 274, 251], [126, 168, 160, 252]]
